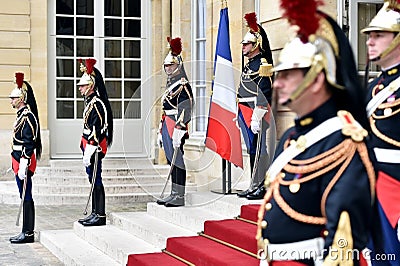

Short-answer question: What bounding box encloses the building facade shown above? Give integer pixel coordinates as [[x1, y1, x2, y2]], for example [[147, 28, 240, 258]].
[[0, 0, 383, 187]]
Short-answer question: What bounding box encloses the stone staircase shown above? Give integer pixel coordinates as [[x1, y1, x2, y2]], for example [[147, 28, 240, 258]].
[[0, 159, 196, 205], [40, 192, 262, 265]]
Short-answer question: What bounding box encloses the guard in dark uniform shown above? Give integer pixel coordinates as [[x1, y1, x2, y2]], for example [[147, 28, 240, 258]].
[[9, 72, 42, 243], [77, 58, 113, 226], [156, 37, 193, 207], [361, 1, 400, 261], [256, 3, 374, 265], [236, 12, 274, 200]]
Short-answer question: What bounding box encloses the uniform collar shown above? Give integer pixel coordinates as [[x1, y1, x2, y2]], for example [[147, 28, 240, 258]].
[[382, 63, 400, 78], [17, 105, 28, 116], [85, 92, 96, 103], [248, 53, 262, 63], [167, 72, 185, 85], [294, 98, 337, 133]]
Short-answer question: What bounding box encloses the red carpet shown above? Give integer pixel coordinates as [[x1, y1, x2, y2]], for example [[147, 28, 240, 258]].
[[204, 219, 257, 254], [127, 204, 261, 265], [166, 236, 259, 265], [240, 204, 260, 221]]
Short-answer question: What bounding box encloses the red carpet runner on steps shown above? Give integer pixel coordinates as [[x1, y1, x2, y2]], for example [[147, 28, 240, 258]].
[[127, 204, 261, 266]]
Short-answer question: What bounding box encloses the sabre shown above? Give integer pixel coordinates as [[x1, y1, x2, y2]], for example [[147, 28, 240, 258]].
[[249, 127, 263, 189], [160, 147, 178, 198], [16, 168, 28, 226], [83, 148, 99, 215]]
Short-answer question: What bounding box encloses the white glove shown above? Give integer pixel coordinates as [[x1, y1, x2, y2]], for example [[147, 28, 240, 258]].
[[18, 157, 29, 180], [83, 144, 97, 167], [172, 128, 186, 148], [251, 107, 268, 134], [250, 120, 261, 134], [157, 132, 163, 148]]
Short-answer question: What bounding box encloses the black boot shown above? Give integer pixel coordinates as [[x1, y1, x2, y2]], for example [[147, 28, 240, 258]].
[[246, 154, 269, 200], [10, 201, 35, 244], [82, 185, 106, 226], [238, 154, 257, 197], [157, 183, 178, 205], [164, 191, 185, 207], [157, 165, 178, 205], [246, 184, 266, 200], [165, 168, 185, 207], [79, 189, 96, 224]]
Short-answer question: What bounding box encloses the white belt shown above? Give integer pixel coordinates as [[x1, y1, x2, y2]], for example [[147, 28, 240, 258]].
[[238, 96, 257, 103], [83, 129, 91, 135], [267, 237, 324, 262], [165, 109, 178, 116], [13, 145, 23, 151], [374, 147, 400, 163]]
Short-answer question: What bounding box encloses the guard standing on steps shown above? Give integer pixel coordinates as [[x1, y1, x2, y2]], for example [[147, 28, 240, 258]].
[[236, 12, 274, 200], [9, 72, 42, 244], [361, 0, 400, 260], [156, 37, 193, 207], [256, 1, 375, 265], [77, 58, 113, 226]]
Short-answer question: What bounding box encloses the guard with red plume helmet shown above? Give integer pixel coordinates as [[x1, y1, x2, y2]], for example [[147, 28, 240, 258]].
[[362, 0, 400, 260], [256, 1, 375, 265], [237, 12, 274, 200], [9, 72, 41, 244], [157, 37, 193, 207], [76, 58, 113, 226]]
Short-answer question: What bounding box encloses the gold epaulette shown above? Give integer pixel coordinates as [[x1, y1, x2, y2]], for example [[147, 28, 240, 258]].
[[338, 110, 368, 142], [259, 58, 273, 77]]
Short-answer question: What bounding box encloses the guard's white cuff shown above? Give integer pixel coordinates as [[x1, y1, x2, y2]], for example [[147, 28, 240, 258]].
[[18, 157, 29, 180], [172, 128, 186, 148], [83, 144, 97, 167], [252, 107, 268, 123]]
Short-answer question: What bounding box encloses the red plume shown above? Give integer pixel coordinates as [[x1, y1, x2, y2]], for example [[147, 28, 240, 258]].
[[280, 0, 324, 43], [15, 72, 24, 89], [168, 37, 182, 56], [85, 58, 97, 75], [244, 12, 259, 33]]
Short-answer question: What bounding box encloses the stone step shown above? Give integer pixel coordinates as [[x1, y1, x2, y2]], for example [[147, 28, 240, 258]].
[[32, 175, 167, 185], [187, 192, 263, 218], [39, 229, 120, 266], [72, 222, 160, 265], [146, 201, 227, 233], [0, 189, 157, 205], [33, 183, 170, 194], [38, 191, 257, 265], [109, 212, 195, 249], [36, 165, 169, 177]]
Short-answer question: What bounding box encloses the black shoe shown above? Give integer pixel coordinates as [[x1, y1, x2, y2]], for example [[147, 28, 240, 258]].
[[9, 232, 24, 241], [156, 194, 176, 205], [164, 195, 185, 207], [78, 213, 96, 224], [10, 232, 34, 244], [82, 214, 106, 226], [246, 186, 266, 200], [237, 188, 255, 197]]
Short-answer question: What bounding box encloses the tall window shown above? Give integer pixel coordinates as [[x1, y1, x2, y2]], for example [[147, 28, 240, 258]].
[[55, 0, 142, 120], [191, 0, 207, 133]]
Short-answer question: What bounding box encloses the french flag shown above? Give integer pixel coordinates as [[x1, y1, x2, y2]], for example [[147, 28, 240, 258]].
[[205, 5, 243, 168]]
